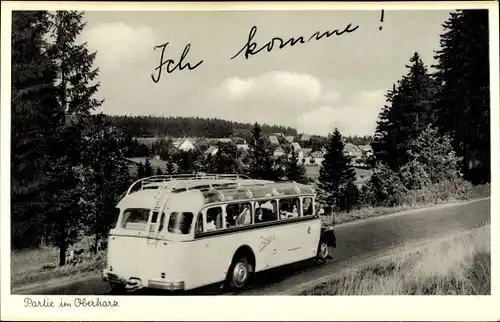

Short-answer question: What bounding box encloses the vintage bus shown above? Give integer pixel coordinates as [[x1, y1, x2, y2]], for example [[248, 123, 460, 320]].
[[102, 174, 336, 292]]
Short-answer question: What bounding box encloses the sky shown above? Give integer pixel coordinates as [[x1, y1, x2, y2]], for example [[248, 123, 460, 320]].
[[80, 10, 452, 136]]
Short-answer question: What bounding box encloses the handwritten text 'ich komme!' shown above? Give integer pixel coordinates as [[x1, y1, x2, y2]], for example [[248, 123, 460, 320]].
[[151, 23, 359, 83]]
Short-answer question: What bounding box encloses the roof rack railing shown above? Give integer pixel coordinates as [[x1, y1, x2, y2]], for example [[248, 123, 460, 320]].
[[125, 173, 251, 196]]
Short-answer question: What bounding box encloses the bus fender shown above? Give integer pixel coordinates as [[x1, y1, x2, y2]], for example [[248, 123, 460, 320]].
[[320, 228, 336, 248], [229, 245, 256, 273]]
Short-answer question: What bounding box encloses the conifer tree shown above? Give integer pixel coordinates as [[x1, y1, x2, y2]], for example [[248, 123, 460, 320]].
[[137, 162, 145, 179], [318, 128, 359, 212], [11, 11, 58, 248], [372, 53, 436, 170], [433, 9, 490, 184], [248, 123, 275, 180], [165, 158, 176, 175], [286, 150, 308, 184], [155, 167, 163, 175], [43, 11, 102, 266], [144, 159, 153, 177], [79, 115, 131, 250]]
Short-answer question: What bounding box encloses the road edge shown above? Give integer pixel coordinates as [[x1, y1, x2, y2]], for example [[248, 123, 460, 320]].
[[335, 197, 490, 229]]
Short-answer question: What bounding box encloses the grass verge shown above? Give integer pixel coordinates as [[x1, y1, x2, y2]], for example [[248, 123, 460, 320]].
[[301, 225, 491, 295], [11, 246, 106, 289]]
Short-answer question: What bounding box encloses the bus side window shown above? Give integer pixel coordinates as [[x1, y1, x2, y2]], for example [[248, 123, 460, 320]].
[[279, 198, 300, 219], [226, 202, 252, 227], [303, 197, 313, 216], [206, 207, 223, 231], [194, 213, 204, 234], [255, 200, 277, 223]]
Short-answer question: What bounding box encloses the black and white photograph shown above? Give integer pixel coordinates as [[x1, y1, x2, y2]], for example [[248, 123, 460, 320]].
[[1, 1, 498, 321]]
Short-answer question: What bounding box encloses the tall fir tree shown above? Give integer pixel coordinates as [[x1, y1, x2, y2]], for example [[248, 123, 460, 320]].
[[372, 52, 436, 170], [318, 128, 359, 212], [137, 162, 145, 179], [165, 157, 176, 175], [79, 115, 131, 251], [144, 158, 153, 177], [43, 11, 102, 265], [286, 150, 308, 184], [248, 123, 275, 180], [11, 11, 59, 248], [213, 142, 241, 174], [433, 9, 490, 184]]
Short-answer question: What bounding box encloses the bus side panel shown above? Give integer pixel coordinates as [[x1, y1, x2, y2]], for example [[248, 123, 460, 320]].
[[183, 235, 234, 290], [272, 218, 322, 267]]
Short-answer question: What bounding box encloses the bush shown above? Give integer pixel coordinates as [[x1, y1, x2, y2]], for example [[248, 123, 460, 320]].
[[361, 164, 409, 207]]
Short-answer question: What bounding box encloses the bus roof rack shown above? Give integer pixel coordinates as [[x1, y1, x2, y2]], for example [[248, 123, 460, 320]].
[[126, 173, 251, 196]]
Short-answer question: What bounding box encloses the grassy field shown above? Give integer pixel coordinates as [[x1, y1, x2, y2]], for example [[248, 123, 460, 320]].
[[301, 224, 491, 295], [305, 165, 372, 183]]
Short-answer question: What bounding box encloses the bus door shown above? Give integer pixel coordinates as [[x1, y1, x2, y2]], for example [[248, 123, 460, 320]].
[[146, 209, 165, 246]]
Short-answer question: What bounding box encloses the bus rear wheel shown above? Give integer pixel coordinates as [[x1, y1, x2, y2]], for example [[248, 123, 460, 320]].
[[227, 256, 251, 290], [315, 240, 329, 265]]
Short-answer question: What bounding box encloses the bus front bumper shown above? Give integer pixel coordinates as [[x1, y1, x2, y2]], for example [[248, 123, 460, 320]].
[[103, 269, 185, 291]]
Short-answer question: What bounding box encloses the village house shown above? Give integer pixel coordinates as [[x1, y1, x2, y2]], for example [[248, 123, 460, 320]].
[[300, 134, 311, 142], [284, 136, 295, 143], [237, 143, 249, 151], [172, 138, 196, 151], [291, 142, 301, 152], [299, 148, 312, 164], [310, 151, 325, 166], [204, 145, 218, 157], [269, 135, 280, 145], [343, 143, 363, 163], [273, 146, 286, 158], [359, 144, 374, 157]]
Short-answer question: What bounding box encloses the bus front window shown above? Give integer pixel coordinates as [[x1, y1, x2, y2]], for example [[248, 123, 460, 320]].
[[168, 212, 194, 234]]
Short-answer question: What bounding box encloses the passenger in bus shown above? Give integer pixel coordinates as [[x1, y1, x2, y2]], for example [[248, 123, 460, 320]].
[[260, 201, 276, 222], [255, 207, 264, 223], [236, 206, 251, 226], [291, 205, 299, 217], [279, 201, 290, 219], [206, 218, 216, 231]]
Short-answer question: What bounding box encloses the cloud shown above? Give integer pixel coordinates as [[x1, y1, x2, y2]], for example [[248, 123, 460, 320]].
[[81, 22, 158, 72], [297, 90, 386, 136], [210, 71, 385, 136]]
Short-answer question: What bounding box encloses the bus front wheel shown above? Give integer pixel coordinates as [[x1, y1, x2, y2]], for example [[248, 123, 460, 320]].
[[227, 256, 251, 290]]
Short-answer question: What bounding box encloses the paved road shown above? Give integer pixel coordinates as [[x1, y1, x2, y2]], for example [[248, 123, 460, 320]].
[[15, 198, 490, 296]]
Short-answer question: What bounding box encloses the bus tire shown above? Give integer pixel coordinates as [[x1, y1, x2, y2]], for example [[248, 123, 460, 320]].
[[226, 256, 251, 290], [315, 239, 329, 265], [108, 283, 125, 294]]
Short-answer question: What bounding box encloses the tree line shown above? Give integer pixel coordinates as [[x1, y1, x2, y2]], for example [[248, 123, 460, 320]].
[[105, 115, 298, 138]]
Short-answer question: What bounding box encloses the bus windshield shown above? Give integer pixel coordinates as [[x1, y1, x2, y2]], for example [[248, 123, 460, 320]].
[[121, 208, 149, 230]]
